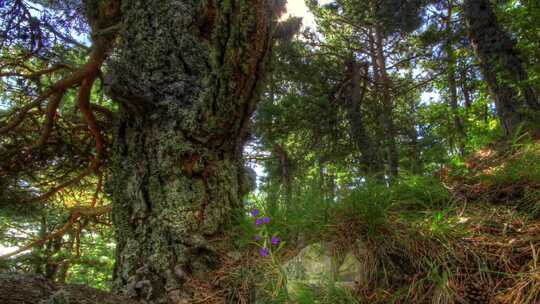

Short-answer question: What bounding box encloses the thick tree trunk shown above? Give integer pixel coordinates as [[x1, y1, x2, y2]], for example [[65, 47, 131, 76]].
[[463, 0, 540, 136], [105, 1, 281, 303]]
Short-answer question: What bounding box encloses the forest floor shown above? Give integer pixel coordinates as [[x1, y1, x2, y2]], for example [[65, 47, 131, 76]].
[[210, 141, 540, 304]]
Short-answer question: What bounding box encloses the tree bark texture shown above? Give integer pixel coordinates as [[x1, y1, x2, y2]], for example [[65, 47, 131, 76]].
[[463, 0, 540, 135], [104, 1, 282, 303]]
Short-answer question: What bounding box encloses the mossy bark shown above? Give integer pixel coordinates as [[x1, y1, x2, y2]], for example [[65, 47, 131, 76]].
[[105, 1, 282, 302]]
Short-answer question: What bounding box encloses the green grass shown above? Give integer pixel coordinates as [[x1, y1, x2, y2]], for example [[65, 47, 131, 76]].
[[239, 145, 540, 303], [392, 174, 452, 210], [237, 174, 465, 303]]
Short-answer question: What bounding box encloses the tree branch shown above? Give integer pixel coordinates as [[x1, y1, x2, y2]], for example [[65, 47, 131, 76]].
[[20, 168, 93, 204], [0, 205, 111, 260], [32, 90, 65, 148], [78, 75, 105, 167]]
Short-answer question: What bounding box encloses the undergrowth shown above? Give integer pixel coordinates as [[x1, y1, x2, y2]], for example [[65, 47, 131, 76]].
[[223, 141, 540, 303]]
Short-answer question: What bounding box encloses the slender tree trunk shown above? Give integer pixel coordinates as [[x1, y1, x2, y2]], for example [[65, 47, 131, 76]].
[[343, 58, 383, 177], [33, 215, 48, 275], [44, 237, 63, 280], [372, 22, 399, 180], [406, 119, 423, 175], [105, 1, 281, 303], [328, 170, 336, 202], [445, 2, 466, 156], [366, 28, 387, 178], [460, 66, 472, 110], [448, 66, 466, 156], [463, 0, 540, 135], [56, 230, 75, 284], [273, 143, 293, 203]]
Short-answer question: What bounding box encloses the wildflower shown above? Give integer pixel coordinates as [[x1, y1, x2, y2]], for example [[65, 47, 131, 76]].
[[255, 218, 263, 226], [251, 209, 260, 217], [263, 217, 270, 224], [271, 236, 280, 246], [255, 235, 262, 241], [259, 247, 269, 257]]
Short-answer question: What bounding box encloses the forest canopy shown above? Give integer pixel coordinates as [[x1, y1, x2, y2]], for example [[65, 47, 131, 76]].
[[1, 0, 540, 303]]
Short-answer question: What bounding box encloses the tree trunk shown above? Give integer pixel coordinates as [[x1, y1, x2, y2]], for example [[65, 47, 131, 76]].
[[463, 0, 540, 136], [372, 22, 399, 180], [273, 143, 293, 204], [445, 1, 466, 156], [448, 68, 466, 156], [406, 122, 423, 175], [343, 58, 383, 177], [105, 1, 281, 303], [460, 66, 472, 110]]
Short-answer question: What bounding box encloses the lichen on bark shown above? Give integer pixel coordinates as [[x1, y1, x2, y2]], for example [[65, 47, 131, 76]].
[[104, 0, 284, 302]]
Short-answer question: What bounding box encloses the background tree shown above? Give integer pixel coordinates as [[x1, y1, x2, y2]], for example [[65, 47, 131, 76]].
[[464, 0, 540, 135]]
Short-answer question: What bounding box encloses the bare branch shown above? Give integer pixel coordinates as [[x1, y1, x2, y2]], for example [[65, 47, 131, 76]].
[[78, 75, 105, 166], [32, 90, 65, 148], [21, 168, 92, 204], [0, 205, 111, 260]]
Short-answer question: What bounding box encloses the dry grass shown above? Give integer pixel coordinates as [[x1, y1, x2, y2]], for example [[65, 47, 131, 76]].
[[184, 250, 259, 304], [317, 201, 540, 304], [190, 142, 540, 303]]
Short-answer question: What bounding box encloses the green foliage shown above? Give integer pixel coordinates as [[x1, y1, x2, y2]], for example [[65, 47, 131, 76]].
[[289, 280, 359, 304], [392, 174, 452, 210], [64, 230, 115, 290], [243, 181, 333, 246], [246, 173, 452, 248], [291, 283, 318, 304], [3, 0, 540, 302], [496, 0, 540, 90], [478, 142, 540, 185], [466, 141, 540, 214], [340, 183, 393, 235], [425, 210, 461, 239]]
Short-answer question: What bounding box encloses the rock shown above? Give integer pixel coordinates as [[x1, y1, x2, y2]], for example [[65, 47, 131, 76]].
[[284, 243, 332, 284], [337, 251, 361, 282], [283, 242, 361, 292]]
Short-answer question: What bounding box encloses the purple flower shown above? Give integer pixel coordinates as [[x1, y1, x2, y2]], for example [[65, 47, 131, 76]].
[[271, 236, 280, 246], [263, 217, 270, 224], [255, 218, 263, 226], [255, 235, 262, 241], [251, 209, 260, 217], [259, 247, 269, 257]]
